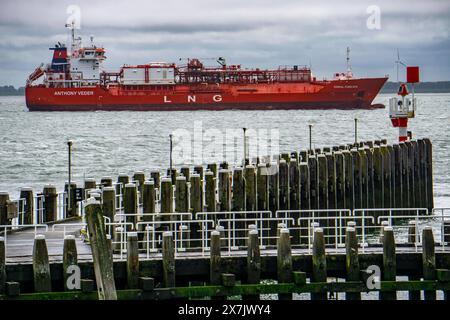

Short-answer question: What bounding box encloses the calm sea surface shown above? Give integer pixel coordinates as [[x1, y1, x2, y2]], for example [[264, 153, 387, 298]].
[[0, 93, 448, 207]]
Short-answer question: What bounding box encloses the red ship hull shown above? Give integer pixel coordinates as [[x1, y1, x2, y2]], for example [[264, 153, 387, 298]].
[[26, 77, 387, 111]]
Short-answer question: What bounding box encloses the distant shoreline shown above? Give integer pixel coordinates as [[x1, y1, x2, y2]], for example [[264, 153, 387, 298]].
[[1, 81, 450, 96], [380, 81, 450, 94]]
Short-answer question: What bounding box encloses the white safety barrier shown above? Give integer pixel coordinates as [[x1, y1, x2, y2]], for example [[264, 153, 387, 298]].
[[3, 207, 450, 259], [0, 224, 48, 248]]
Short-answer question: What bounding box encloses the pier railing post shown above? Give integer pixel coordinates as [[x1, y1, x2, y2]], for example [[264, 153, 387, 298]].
[[312, 228, 327, 300], [342, 150, 353, 212], [205, 171, 216, 213], [63, 235, 78, 291], [244, 229, 261, 300], [0, 193, 10, 226], [231, 167, 245, 246], [133, 171, 146, 203], [0, 236, 5, 294], [142, 180, 156, 220], [257, 163, 270, 245], [381, 226, 396, 300], [422, 227, 436, 300], [160, 177, 173, 223], [299, 161, 310, 245], [268, 163, 279, 245], [218, 169, 231, 212], [32, 234, 52, 293], [43, 185, 57, 222], [244, 165, 257, 212], [423, 138, 433, 211], [20, 187, 34, 225], [334, 152, 345, 209], [318, 154, 329, 241], [345, 227, 360, 300], [210, 230, 223, 299], [175, 176, 188, 214], [85, 199, 117, 300], [102, 186, 116, 227], [380, 145, 392, 209], [127, 232, 139, 289], [64, 181, 78, 218], [189, 174, 202, 248], [278, 160, 289, 212], [162, 231, 175, 288], [100, 176, 113, 188], [124, 182, 138, 228], [115, 175, 127, 208], [277, 228, 293, 300]]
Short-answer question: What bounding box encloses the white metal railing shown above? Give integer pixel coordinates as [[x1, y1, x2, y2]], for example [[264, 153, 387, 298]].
[[0, 224, 48, 250], [104, 208, 450, 255], [51, 215, 111, 238], [114, 212, 192, 229], [217, 217, 295, 252], [196, 211, 272, 249], [296, 215, 375, 253], [109, 219, 214, 260], [57, 192, 67, 220], [10, 198, 26, 227], [432, 208, 450, 250], [113, 182, 124, 215], [34, 194, 45, 224], [2, 207, 449, 260]]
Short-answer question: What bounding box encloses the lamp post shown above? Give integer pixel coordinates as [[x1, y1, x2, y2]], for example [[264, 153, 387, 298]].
[[308, 124, 313, 153], [67, 140, 73, 213], [354, 118, 358, 147], [169, 134, 173, 176], [243, 128, 247, 166]]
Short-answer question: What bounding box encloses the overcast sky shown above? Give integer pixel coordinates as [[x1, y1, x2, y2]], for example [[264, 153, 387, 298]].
[[1, 0, 449, 87]]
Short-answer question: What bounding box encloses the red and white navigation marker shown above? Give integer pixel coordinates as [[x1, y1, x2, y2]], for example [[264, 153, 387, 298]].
[[389, 66, 420, 142]]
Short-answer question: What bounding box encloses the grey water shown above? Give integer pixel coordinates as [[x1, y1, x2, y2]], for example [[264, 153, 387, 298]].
[[0, 94, 449, 208]]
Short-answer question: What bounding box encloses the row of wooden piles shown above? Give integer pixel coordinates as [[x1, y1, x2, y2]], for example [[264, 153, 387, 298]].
[[0, 138, 433, 246]]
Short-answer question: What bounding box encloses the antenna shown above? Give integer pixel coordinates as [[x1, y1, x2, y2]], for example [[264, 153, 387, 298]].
[[65, 21, 76, 54], [346, 47, 351, 72], [395, 49, 406, 83]]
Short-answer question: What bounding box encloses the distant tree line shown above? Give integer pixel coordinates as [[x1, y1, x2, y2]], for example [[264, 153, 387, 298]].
[[381, 81, 450, 93], [0, 85, 25, 95]]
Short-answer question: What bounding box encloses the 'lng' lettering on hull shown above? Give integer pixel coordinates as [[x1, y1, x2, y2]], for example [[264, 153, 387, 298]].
[[164, 95, 223, 103]]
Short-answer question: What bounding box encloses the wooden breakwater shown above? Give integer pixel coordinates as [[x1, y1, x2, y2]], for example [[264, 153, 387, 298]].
[[0, 138, 434, 228], [1, 214, 449, 300]]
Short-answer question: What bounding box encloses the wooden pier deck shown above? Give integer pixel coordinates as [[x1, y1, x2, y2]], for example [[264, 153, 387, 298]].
[[3, 221, 448, 264]]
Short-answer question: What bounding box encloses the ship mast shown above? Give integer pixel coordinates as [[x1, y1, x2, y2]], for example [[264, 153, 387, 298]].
[[346, 46, 353, 78], [65, 21, 81, 55]]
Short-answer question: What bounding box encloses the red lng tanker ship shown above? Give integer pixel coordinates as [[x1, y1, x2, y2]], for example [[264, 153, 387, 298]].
[[25, 25, 388, 111]]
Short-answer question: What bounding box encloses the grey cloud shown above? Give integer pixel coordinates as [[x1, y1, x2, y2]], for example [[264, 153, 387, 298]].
[[1, 0, 449, 86]]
